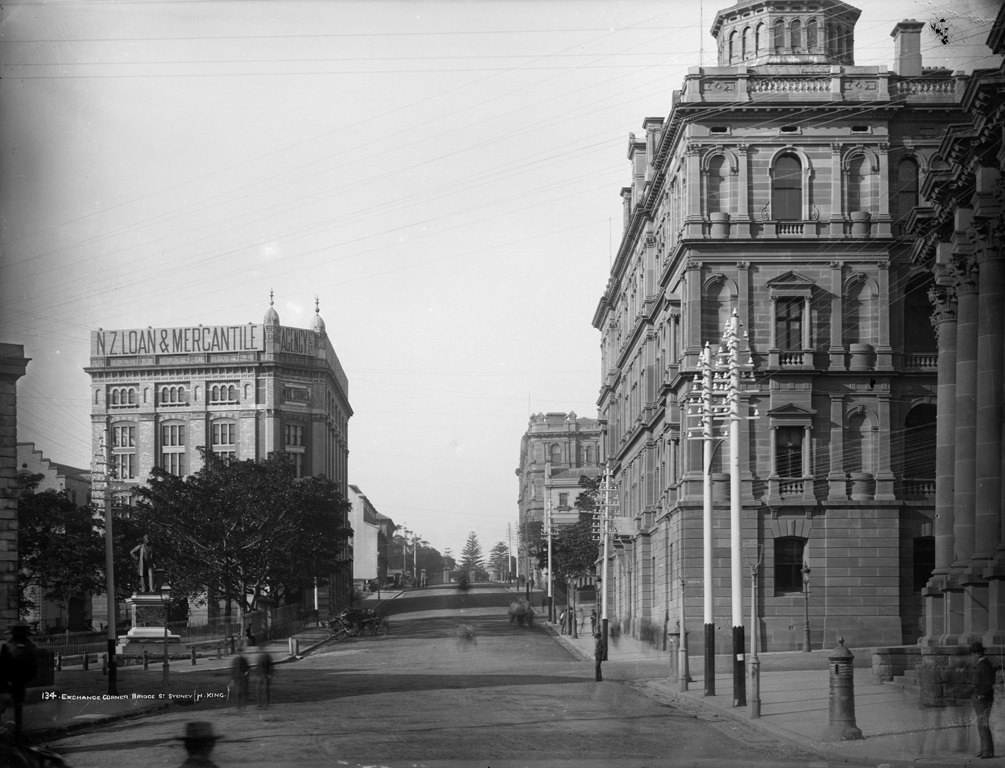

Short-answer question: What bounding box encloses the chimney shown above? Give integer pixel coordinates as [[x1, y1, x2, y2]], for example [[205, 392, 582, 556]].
[[891, 20, 925, 77]]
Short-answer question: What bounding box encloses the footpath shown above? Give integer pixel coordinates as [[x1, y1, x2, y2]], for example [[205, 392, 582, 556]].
[[546, 617, 998, 768], [15, 625, 334, 741]]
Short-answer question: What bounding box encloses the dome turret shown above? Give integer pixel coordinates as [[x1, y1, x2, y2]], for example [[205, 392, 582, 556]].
[[264, 290, 280, 325], [312, 296, 326, 334]]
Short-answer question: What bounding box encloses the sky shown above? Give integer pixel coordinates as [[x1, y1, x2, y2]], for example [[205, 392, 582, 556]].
[[1, 0, 999, 561]]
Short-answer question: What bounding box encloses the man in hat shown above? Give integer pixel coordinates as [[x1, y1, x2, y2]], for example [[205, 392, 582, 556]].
[[178, 721, 220, 767], [971, 641, 995, 759], [3, 624, 37, 740]]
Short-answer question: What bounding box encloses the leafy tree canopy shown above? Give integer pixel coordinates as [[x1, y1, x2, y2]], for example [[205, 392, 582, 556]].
[[488, 541, 510, 580], [134, 449, 352, 614], [17, 473, 104, 624]]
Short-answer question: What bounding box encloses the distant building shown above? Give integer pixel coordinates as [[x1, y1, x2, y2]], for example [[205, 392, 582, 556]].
[[17, 443, 93, 630], [515, 412, 603, 586], [0, 343, 30, 631], [594, 0, 970, 651], [85, 296, 353, 616], [348, 484, 381, 592]]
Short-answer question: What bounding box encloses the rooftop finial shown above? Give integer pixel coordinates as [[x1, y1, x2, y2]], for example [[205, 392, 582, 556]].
[[315, 295, 320, 314], [270, 289, 275, 307]]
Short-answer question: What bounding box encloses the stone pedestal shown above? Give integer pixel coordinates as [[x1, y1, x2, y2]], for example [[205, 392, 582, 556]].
[[119, 592, 180, 655]]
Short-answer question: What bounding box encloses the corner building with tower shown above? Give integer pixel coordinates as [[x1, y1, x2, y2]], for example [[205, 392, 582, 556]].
[[593, 0, 973, 664], [86, 297, 353, 615]]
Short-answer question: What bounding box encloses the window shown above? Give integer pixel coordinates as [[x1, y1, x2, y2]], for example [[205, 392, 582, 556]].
[[893, 158, 919, 234], [209, 383, 238, 404], [706, 154, 728, 214], [284, 423, 305, 478], [774, 536, 806, 593], [790, 20, 802, 50], [773, 19, 785, 53], [775, 426, 803, 477], [772, 155, 802, 220], [902, 405, 936, 478], [558, 492, 569, 509], [160, 423, 185, 476], [774, 298, 803, 350], [160, 385, 187, 405], [111, 423, 136, 479], [550, 444, 562, 464], [806, 19, 818, 50], [109, 386, 138, 407], [904, 273, 936, 353], [702, 280, 734, 346], [742, 26, 752, 60], [211, 421, 236, 459], [846, 154, 871, 213]]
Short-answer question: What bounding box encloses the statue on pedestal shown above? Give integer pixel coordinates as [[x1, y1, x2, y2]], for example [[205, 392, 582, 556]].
[[130, 534, 158, 593]]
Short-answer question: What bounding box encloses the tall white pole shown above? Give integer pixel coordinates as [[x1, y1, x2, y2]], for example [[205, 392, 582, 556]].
[[602, 464, 611, 662], [546, 492, 554, 622], [94, 434, 118, 695], [727, 310, 745, 707], [701, 343, 715, 697]]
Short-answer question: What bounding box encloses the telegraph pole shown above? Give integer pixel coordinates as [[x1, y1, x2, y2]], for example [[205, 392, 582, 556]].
[[724, 310, 746, 708], [546, 492, 554, 623], [600, 463, 617, 663], [93, 434, 118, 696]]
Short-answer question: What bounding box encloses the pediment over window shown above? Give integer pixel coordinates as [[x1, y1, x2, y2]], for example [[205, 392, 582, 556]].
[[767, 403, 816, 422], [766, 271, 815, 297]]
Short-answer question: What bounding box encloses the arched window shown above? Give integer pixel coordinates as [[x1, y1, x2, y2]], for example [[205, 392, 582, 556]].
[[790, 20, 802, 50], [773, 19, 785, 53], [549, 443, 562, 465], [844, 411, 873, 474], [846, 154, 871, 213], [742, 26, 752, 59], [842, 278, 875, 346], [772, 154, 802, 220], [729, 30, 738, 63], [807, 19, 818, 51], [702, 279, 734, 346], [706, 154, 728, 213], [774, 536, 806, 593], [755, 23, 765, 56]]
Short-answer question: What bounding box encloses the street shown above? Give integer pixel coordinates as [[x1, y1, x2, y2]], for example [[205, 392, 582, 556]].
[[45, 588, 836, 768]]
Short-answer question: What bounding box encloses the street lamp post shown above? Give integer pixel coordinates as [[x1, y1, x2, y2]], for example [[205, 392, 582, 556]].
[[748, 547, 763, 718], [802, 563, 812, 652], [161, 584, 171, 693]]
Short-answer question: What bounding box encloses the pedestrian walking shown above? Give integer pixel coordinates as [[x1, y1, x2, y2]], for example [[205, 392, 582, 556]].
[[594, 632, 606, 682], [577, 608, 584, 633], [590, 609, 597, 635], [229, 653, 250, 709], [971, 641, 995, 759], [1, 624, 37, 740], [256, 651, 274, 708], [559, 610, 567, 635], [177, 721, 221, 767]]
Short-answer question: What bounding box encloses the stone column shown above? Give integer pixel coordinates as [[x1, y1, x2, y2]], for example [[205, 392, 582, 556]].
[[876, 262, 892, 369], [875, 393, 895, 501], [952, 248, 979, 568], [829, 143, 844, 237], [736, 145, 751, 237]]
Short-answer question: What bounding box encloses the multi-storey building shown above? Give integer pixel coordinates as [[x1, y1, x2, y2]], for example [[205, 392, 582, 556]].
[[909, 5, 1005, 673], [593, 0, 969, 653], [348, 484, 387, 592], [85, 296, 354, 614], [515, 412, 603, 586]]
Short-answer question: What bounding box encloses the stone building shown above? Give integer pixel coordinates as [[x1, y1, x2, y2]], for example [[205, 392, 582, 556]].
[[515, 412, 603, 586], [0, 344, 30, 630], [907, 4, 1005, 676], [348, 484, 384, 593], [85, 296, 353, 615], [592, 0, 973, 653]]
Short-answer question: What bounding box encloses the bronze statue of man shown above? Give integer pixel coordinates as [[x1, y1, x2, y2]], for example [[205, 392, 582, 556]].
[[130, 534, 157, 593]]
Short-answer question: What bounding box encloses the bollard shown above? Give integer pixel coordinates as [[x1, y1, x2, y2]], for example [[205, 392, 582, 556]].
[[229, 635, 236, 655], [293, 637, 299, 656], [83, 653, 89, 671], [749, 655, 761, 719], [823, 637, 863, 741], [56, 653, 62, 672], [102, 653, 107, 676], [143, 649, 149, 670], [191, 647, 197, 666], [216, 642, 222, 660]]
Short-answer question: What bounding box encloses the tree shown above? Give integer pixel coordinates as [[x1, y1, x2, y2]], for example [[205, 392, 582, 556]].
[[17, 473, 104, 628], [134, 449, 352, 618], [488, 541, 510, 581], [459, 531, 486, 579]]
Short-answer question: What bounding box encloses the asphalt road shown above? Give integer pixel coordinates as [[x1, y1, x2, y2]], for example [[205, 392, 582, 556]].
[[45, 589, 839, 768]]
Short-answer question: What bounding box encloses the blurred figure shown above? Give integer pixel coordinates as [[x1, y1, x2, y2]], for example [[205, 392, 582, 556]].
[[244, 625, 255, 647], [971, 642, 995, 759], [256, 651, 274, 709], [229, 653, 249, 709], [178, 721, 220, 767], [2, 624, 37, 741], [455, 623, 477, 647], [594, 632, 606, 682], [590, 609, 597, 635]]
